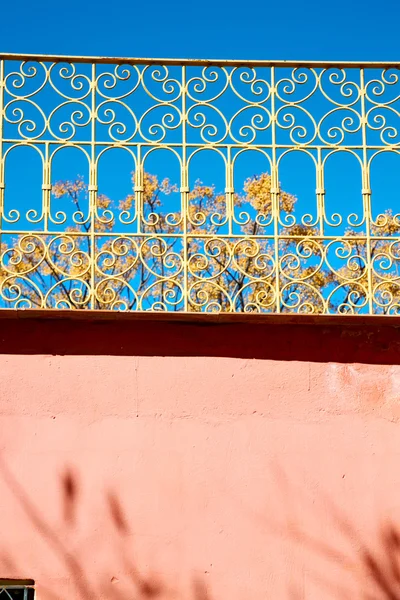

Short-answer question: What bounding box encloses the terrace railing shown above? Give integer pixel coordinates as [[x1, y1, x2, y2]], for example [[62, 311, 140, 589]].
[[1, 54, 400, 315]]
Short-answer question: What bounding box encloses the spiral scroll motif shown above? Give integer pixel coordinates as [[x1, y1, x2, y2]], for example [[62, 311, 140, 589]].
[[0, 57, 399, 314]]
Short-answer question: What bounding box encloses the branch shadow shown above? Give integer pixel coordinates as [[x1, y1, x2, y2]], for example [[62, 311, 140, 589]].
[[267, 465, 400, 600], [3, 452, 400, 600], [0, 456, 213, 600]]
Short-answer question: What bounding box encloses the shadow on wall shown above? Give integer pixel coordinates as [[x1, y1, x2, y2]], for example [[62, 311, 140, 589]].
[[268, 466, 400, 600], [294, 517, 400, 600], [2, 456, 400, 599], [0, 456, 212, 600]]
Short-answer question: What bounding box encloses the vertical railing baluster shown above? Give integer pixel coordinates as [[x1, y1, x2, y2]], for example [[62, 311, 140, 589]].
[[181, 64, 188, 312], [89, 61, 97, 310], [270, 66, 280, 313], [316, 147, 324, 237], [226, 145, 233, 238], [43, 140, 50, 309], [135, 143, 143, 311], [135, 144, 143, 237], [0, 59, 4, 280], [360, 67, 373, 315]]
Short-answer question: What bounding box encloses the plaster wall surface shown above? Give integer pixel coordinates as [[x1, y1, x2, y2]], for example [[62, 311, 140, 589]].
[[0, 318, 399, 600]]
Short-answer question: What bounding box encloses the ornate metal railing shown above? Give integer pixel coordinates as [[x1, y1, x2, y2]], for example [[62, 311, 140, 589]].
[[0, 581, 34, 599], [1, 54, 400, 315]]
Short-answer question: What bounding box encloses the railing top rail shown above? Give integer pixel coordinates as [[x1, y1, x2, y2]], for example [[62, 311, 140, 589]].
[[0, 52, 399, 68]]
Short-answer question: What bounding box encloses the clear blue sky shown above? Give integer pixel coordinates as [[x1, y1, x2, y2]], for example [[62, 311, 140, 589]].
[[1, 0, 399, 312], [2, 0, 400, 241], [0, 0, 398, 61]]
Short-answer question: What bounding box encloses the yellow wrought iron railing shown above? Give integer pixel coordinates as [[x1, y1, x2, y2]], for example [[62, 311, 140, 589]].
[[1, 54, 400, 315]]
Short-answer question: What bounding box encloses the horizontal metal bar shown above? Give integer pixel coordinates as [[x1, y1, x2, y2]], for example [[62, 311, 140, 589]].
[[0, 52, 399, 68], [3, 140, 397, 150], [1, 231, 398, 240], [0, 586, 34, 589]]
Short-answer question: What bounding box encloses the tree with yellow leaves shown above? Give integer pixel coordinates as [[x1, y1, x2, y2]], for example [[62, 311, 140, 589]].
[[0, 170, 399, 314]]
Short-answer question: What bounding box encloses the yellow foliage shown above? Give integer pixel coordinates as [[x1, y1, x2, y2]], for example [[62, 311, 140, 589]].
[[1, 172, 400, 314]]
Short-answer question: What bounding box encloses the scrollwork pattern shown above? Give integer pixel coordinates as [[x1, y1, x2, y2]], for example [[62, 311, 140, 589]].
[[0, 57, 400, 314]]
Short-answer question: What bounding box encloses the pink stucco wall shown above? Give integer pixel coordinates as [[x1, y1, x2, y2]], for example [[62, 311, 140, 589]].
[[1, 317, 400, 599]]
